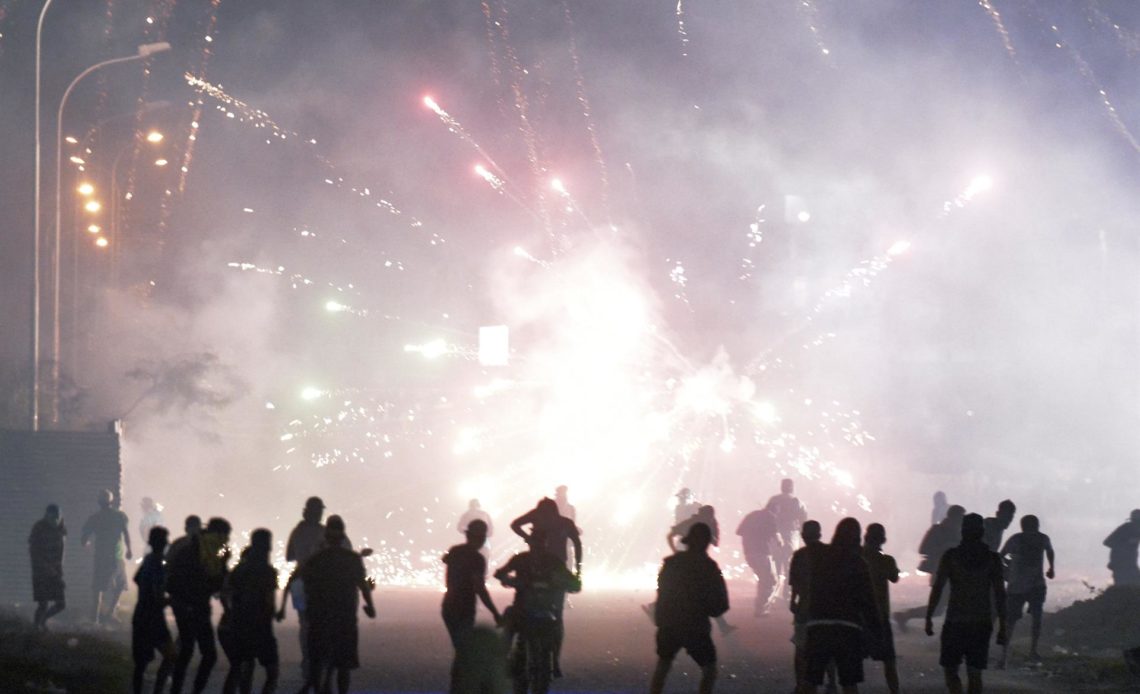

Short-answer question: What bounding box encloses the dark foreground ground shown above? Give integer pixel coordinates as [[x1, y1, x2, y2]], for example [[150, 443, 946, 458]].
[[4, 581, 1137, 693]]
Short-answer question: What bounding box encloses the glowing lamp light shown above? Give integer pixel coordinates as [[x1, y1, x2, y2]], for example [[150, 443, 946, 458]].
[[154, 158, 169, 167], [300, 386, 325, 401], [796, 210, 812, 223], [94, 237, 109, 248], [65, 136, 78, 145], [146, 131, 164, 143], [478, 325, 509, 366], [87, 224, 101, 234], [887, 240, 911, 257], [77, 182, 95, 196], [84, 200, 102, 213], [69, 156, 86, 165]]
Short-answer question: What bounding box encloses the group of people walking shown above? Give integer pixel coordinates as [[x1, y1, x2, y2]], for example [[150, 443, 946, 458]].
[[24, 482, 1140, 694]]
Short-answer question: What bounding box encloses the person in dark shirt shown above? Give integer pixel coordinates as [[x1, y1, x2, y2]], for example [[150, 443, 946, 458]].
[[997, 514, 1054, 667], [788, 520, 828, 691], [168, 517, 232, 694], [736, 505, 780, 616], [651, 505, 735, 635], [801, 518, 880, 694], [298, 515, 376, 694], [894, 504, 965, 631], [220, 529, 278, 694], [495, 528, 582, 694], [167, 516, 202, 562], [282, 496, 325, 686], [442, 519, 501, 649], [862, 523, 900, 694], [982, 499, 1016, 552], [765, 479, 808, 590], [925, 513, 1007, 694], [932, 491, 950, 526], [81, 489, 133, 625], [1104, 509, 1140, 586], [29, 504, 67, 630], [648, 522, 728, 694], [133, 526, 175, 694]]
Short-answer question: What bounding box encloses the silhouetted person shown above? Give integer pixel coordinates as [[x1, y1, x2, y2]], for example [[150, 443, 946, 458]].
[[799, 518, 880, 694], [167, 516, 202, 562], [443, 519, 501, 649], [894, 504, 966, 631], [510, 497, 583, 677], [168, 517, 232, 694], [932, 491, 950, 526], [133, 526, 175, 694], [788, 520, 830, 691], [81, 489, 133, 625], [553, 486, 576, 523], [997, 514, 1054, 667], [925, 513, 1007, 694], [140, 497, 165, 545], [495, 527, 581, 694], [766, 478, 808, 589], [29, 504, 67, 630], [1104, 509, 1140, 586], [648, 522, 728, 694], [674, 488, 700, 524], [298, 515, 376, 694], [862, 523, 900, 694], [449, 625, 509, 694], [736, 504, 780, 616], [982, 499, 1016, 551], [283, 496, 326, 684], [662, 505, 735, 634], [220, 529, 278, 694]]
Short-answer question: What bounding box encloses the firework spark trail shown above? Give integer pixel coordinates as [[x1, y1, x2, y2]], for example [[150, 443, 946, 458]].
[[188, 74, 432, 234], [795, 0, 833, 60], [550, 177, 594, 229], [480, 1, 511, 123], [475, 163, 542, 219], [423, 96, 509, 180], [1086, 0, 1140, 57], [977, 0, 1020, 66], [177, 0, 225, 199], [1044, 19, 1140, 157], [675, 0, 690, 57], [562, 0, 611, 221], [738, 204, 766, 281]]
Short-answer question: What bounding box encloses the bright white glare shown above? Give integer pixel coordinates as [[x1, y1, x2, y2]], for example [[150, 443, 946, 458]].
[[77, 182, 95, 196], [970, 173, 994, 192], [65, 136, 78, 144], [719, 435, 736, 453], [478, 325, 509, 366], [551, 178, 568, 195], [612, 492, 643, 526], [422, 95, 444, 116], [146, 131, 164, 143], [796, 210, 812, 223], [154, 158, 168, 167], [300, 386, 324, 401], [325, 300, 348, 313], [87, 224, 101, 234], [452, 427, 482, 456], [94, 237, 109, 248], [84, 200, 101, 213], [754, 401, 779, 424], [405, 339, 448, 359], [69, 156, 85, 165], [887, 240, 912, 257]]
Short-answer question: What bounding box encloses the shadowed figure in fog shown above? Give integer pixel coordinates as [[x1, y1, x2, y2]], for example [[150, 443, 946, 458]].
[[1104, 509, 1140, 586], [459, 499, 493, 550], [495, 527, 582, 694], [297, 515, 376, 694], [674, 488, 701, 525], [862, 523, 900, 694], [133, 526, 175, 694], [788, 520, 833, 691], [167, 517, 232, 694], [449, 625, 509, 694], [280, 496, 327, 684], [81, 489, 133, 625], [657, 505, 735, 634], [511, 497, 583, 677], [442, 519, 501, 650], [982, 500, 1016, 552], [925, 513, 1007, 694], [932, 491, 950, 525], [736, 503, 780, 616], [894, 504, 966, 631], [554, 486, 576, 524], [797, 518, 881, 694], [766, 479, 808, 592], [997, 514, 1054, 668], [648, 523, 729, 694], [220, 529, 279, 694], [29, 503, 67, 630], [140, 497, 165, 545]]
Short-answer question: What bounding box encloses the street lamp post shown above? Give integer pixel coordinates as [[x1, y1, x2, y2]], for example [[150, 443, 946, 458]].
[[48, 41, 171, 424], [32, 0, 56, 431]]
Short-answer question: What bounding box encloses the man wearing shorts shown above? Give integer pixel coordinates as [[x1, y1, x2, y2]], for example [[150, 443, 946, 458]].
[[925, 513, 1007, 694], [649, 523, 729, 694], [997, 514, 1054, 667]]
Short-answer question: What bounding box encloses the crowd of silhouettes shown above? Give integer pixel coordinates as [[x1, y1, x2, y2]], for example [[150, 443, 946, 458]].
[[23, 483, 1140, 694]]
